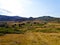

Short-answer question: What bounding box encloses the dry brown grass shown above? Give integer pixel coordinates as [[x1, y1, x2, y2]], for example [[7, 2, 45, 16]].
[[0, 32, 60, 45], [0, 22, 60, 45]]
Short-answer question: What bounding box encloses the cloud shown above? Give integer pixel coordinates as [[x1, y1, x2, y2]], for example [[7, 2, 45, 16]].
[[0, 8, 12, 13], [0, 0, 32, 16]]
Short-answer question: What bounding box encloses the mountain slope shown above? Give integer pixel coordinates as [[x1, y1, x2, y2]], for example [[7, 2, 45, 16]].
[[0, 15, 23, 21], [0, 15, 60, 22]]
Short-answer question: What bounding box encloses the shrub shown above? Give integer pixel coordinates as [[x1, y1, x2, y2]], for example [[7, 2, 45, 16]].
[[0, 33, 5, 36], [56, 28, 60, 30]]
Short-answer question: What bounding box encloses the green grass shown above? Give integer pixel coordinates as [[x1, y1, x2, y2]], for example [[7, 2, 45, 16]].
[[0, 22, 60, 36], [36, 28, 60, 33], [0, 27, 25, 36]]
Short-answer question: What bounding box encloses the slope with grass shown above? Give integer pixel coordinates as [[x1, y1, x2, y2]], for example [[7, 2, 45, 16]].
[[0, 21, 60, 45]]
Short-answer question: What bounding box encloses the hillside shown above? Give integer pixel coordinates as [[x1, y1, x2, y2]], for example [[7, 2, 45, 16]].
[[0, 20, 60, 45], [0, 15, 60, 45], [0, 15, 23, 21], [0, 15, 60, 22]]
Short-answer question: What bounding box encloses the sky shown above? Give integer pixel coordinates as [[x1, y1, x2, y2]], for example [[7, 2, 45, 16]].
[[0, 0, 60, 17]]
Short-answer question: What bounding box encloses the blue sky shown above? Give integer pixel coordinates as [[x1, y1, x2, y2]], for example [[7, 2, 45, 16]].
[[0, 0, 60, 17]]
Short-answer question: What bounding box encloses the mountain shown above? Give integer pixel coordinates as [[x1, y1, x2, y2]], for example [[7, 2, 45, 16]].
[[37, 16, 54, 21], [0, 15, 60, 22], [0, 15, 36, 21], [0, 15, 23, 21], [37, 16, 60, 22], [0, 8, 60, 22]]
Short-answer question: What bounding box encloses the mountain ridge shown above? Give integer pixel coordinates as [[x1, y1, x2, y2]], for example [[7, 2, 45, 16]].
[[0, 15, 60, 22]]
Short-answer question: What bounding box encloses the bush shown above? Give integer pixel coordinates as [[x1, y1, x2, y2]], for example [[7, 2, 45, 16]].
[[0, 33, 5, 36], [56, 28, 60, 30]]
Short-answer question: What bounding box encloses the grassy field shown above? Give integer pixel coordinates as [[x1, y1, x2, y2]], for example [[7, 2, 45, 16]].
[[0, 21, 60, 45], [0, 32, 60, 45]]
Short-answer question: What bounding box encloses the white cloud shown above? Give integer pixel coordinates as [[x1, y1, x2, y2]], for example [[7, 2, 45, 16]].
[[0, 0, 32, 16]]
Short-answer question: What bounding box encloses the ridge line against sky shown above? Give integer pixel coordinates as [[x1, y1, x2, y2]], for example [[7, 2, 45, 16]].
[[0, 0, 60, 17]]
